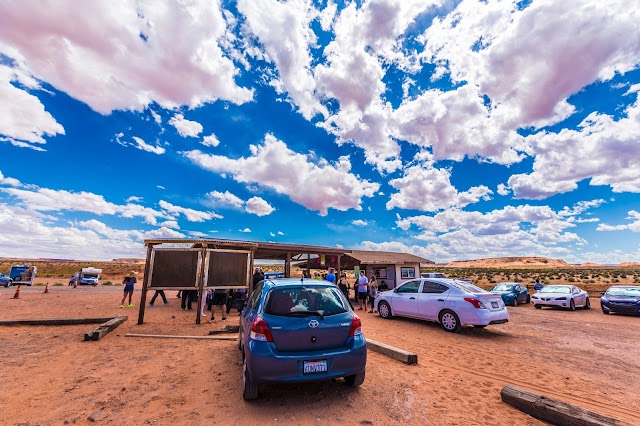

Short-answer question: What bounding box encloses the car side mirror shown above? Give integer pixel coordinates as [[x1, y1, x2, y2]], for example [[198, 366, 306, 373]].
[[599, 291, 605, 296]]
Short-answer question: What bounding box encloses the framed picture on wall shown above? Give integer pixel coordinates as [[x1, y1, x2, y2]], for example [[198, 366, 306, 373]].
[[401, 267, 415, 279]]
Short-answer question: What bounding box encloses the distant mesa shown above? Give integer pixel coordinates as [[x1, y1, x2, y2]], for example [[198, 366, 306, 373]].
[[619, 262, 640, 268], [112, 258, 145, 263], [580, 262, 604, 267], [445, 257, 570, 268]]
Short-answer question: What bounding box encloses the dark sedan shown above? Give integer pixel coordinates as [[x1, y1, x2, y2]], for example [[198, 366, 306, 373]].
[[600, 286, 640, 315], [490, 282, 530, 306], [0, 273, 12, 287]]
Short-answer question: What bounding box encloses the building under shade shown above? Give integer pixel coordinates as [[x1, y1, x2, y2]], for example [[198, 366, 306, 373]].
[[137, 238, 434, 324]]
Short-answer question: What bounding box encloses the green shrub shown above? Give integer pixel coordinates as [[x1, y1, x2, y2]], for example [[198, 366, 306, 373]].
[[543, 280, 550, 285], [103, 280, 113, 286], [567, 277, 576, 282]]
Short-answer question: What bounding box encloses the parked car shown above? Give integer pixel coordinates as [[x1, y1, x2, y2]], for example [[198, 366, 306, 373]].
[[421, 272, 447, 278], [0, 273, 12, 287], [531, 285, 590, 310], [374, 278, 509, 333], [490, 282, 530, 306], [238, 278, 366, 400], [600, 286, 640, 315]]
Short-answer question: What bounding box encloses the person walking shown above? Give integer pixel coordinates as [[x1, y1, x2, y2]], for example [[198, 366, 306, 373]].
[[149, 290, 169, 306], [210, 288, 228, 322], [534, 279, 544, 292], [325, 268, 336, 284], [356, 270, 369, 311], [337, 273, 349, 297], [120, 271, 137, 308], [368, 276, 378, 313], [181, 289, 197, 310]]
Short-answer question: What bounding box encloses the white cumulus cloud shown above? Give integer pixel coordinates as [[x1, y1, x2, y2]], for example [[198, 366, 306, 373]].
[[169, 114, 204, 138]]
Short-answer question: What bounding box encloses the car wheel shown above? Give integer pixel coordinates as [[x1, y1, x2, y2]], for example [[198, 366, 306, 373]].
[[534, 304, 542, 309], [439, 310, 461, 333], [602, 309, 610, 315], [378, 301, 392, 319], [526, 295, 530, 303], [584, 298, 591, 310], [569, 299, 576, 311], [513, 297, 518, 307], [242, 353, 259, 400], [344, 370, 366, 387]]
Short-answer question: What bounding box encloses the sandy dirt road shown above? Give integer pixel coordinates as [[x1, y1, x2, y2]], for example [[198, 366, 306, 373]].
[[0, 286, 639, 426]]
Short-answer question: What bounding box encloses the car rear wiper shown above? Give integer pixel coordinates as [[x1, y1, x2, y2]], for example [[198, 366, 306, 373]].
[[284, 310, 325, 319]]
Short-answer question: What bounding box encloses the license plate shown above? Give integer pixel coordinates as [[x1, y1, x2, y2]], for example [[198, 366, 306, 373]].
[[303, 360, 327, 374], [491, 301, 499, 308]]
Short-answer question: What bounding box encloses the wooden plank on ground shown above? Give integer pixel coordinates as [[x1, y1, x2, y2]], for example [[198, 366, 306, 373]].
[[83, 316, 128, 341], [501, 384, 627, 426], [208, 325, 240, 335], [0, 317, 115, 326], [125, 333, 237, 340], [366, 338, 418, 365]]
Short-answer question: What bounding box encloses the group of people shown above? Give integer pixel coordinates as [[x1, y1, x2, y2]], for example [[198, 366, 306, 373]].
[[308, 268, 387, 314], [119, 270, 246, 322]]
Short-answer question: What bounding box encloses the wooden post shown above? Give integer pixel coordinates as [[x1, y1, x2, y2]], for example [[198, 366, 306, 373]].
[[249, 248, 255, 295], [366, 338, 418, 365], [500, 385, 626, 426], [196, 244, 207, 325], [137, 243, 154, 325], [285, 252, 291, 278], [337, 254, 341, 280], [307, 253, 311, 277]]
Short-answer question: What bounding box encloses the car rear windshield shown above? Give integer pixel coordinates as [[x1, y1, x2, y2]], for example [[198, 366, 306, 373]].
[[452, 281, 486, 293], [540, 286, 570, 294], [265, 286, 349, 317], [606, 287, 640, 297]]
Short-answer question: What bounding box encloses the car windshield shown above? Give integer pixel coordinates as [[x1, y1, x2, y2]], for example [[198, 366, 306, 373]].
[[265, 286, 349, 317], [606, 287, 640, 297], [83, 274, 99, 279], [540, 286, 571, 294], [493, 284, 515, 291]]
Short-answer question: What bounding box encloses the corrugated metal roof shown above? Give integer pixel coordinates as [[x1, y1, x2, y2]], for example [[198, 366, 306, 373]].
[[347, 250, 434, 265]]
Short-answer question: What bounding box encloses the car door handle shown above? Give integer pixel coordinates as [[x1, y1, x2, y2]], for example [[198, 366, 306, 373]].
[[437, 299, 444, 302], [410, 297, 416, 300]]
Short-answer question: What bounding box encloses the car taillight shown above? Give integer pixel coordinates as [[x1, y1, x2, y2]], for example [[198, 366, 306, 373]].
[[349, 314, 362, 336], [464, 297, 487, 309], [249, 316, 273, 342]]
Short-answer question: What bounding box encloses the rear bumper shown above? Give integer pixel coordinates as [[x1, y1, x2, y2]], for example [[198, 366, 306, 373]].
[[458, 308, 509, 326], [245, 335, 367, 385]]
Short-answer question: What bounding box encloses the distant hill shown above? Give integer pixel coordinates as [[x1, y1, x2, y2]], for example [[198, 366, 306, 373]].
[[619, 262, 640, 267], [112, 258, 145, 263], [446, 256, 571, 268]]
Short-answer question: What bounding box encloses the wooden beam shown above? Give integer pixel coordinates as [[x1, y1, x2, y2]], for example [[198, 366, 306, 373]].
[[83, 316, 128, 341], [501, 384, 626, 426], [125, 333, 237, 340], [196, 244, 207, 325], [366, 338, 418, 365], [208, 325, 239, 335], [137, 243, 154, 325], [0, 317, 115, 326], [285, 251, 291, 278]]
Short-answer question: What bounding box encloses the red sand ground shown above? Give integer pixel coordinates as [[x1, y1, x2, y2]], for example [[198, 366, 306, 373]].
[[1, 286, 639, 426]]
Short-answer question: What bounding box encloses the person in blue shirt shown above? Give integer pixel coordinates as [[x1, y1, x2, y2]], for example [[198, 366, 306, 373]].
[[534, 279, 544, 292], [325, 267, 336, 284]]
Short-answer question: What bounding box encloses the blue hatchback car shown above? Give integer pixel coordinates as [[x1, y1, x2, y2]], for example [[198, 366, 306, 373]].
[[238, 278, 367, 400], [490, 282, 531, 306]]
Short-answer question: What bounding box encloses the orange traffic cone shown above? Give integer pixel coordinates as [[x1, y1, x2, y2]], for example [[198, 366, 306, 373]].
[[13, 285, 21, 299], [44, 283, 49, 294]]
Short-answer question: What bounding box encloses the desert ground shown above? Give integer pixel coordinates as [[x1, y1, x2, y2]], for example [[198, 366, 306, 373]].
[[1, 285, 639, 426]]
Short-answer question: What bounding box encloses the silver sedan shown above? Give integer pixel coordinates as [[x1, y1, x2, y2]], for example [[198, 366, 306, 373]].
[[531, 285, 590, 310]]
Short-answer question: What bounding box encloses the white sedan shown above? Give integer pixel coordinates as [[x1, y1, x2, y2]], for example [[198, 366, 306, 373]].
[[373, 278, 509, 333], [531, 285, 590, 310]]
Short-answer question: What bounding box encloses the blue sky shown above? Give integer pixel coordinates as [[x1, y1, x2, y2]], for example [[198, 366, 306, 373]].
[[0, 0, 639, 263]]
